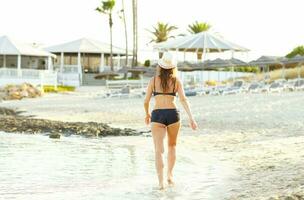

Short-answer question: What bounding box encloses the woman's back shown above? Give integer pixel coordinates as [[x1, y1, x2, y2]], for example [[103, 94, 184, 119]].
[[152, 76, 178, 110]]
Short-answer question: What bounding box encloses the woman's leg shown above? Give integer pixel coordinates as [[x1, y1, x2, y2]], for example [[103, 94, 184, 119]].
[[151, 122, 166, 189], [166, 121, 181, 185]]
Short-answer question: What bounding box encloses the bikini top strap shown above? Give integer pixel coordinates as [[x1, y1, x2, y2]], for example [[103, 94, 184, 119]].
[[153, 76, 156, 92], [173, 78, 176, 93]]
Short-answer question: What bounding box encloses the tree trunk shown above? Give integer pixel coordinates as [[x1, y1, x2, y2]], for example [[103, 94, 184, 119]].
[[135, 0, 138, 66], [122, 0, 128, 79], [197, 52, 203, 60], [121, 0, 128, 67], [158, 52, 163, 59], [109, 13, 114, 71], [132, 0, 138, 67]]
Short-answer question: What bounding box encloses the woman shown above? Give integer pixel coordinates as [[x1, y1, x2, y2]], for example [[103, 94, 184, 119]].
[[144, 52, 198, 190]]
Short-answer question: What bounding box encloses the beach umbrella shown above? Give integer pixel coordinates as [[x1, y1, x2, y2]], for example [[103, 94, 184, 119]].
[[117, 66, 149, 73], [249, 56, 284, 66], [143, 68, 156, 77], [226, 58, 248, 66], [201, 58, 230, 81], [226, 58, 248, 82], [153, 31, 249, 60], [95, 70, 119, 78], [117, 66, 151, 90], [249, 56, 285, 81], [202, 58, 230, 69], [200, 58, 248, 82], [117, 67, 129, 74], [94, 70, 120, 89], [154, 32, 249, 85], [282, 55, 304, 78], [177, 61, 198, 71], [129, 66, 149, 90]]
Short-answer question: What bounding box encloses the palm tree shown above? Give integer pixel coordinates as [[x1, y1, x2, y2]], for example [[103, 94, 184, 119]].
[[96, 0, 116, 71], [132, 0, 138, 67], [188, 21, 211, 34], [188, 21, 211, 60], [118, 0, 128, 67], [148, 22, 178, 58]]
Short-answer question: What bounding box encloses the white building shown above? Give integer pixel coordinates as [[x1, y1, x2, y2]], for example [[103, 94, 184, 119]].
[[0, 35, 57, 87], [45, 38, 130, 86]]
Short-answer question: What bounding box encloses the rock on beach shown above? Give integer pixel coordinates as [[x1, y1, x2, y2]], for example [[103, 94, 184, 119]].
[[0, 83, 42, 101], [0, 107, 141, 138]]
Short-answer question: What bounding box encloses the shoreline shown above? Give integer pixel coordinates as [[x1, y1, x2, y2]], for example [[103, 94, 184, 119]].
[[0, 107, 142, 138], [1, 91, 304, 199]]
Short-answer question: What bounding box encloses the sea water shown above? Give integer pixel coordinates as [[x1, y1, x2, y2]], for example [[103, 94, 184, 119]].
[[0, 132, 236, 200]]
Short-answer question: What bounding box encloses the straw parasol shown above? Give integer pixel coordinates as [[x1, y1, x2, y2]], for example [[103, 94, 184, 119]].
[[249, 56, 286, 80], [94, 70, 119, 79], [282, 55, 304, 78]]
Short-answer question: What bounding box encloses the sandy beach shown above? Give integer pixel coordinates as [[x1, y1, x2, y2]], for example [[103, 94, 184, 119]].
[[1, 89, 304, 199]]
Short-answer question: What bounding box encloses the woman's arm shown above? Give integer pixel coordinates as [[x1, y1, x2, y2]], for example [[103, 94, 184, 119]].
[[143, 77, 154, 125], [176, 78, 198, 130]]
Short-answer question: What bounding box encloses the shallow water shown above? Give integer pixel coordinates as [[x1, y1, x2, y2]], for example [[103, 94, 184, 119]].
[[1, 91, 304, 199], [0, 132, 237, 200]]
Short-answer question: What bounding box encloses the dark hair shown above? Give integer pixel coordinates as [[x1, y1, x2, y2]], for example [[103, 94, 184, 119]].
[[158, 66, 176, 92]]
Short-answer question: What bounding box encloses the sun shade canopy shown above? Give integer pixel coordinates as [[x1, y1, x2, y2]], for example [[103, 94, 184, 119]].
[[153, 32, 249, 53], [45, 38, 127, 55], [0, 35, 55, 57]]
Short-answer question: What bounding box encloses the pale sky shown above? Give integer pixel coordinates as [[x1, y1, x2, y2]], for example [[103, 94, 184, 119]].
[[1, 0, 304, 62]]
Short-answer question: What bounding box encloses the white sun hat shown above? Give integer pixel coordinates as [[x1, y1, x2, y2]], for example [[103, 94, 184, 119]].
[[158, 52, 177, 69]]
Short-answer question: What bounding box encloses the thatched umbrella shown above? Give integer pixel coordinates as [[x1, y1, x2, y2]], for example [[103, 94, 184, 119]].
[[117, 67, 129, 74], [117, 66, 151, 90], [282, 55, 304, 78], [199, 58, 248, 82], [249, 56, 285, 80], [95, 70, 119, 80], [177, 61, 198, 71]]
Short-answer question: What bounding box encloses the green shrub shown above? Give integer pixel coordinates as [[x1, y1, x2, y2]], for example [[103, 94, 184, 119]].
[[144, 60, 151, 67], [251, 66, 260, 73], [244, 66, 252, 72], [43, 85, 75, 93]]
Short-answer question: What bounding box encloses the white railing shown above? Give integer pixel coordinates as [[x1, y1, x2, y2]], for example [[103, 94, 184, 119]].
[[106, 79, 149, 90], [57, 73, 80, 87], [0, 68, 18, 77], [54, 65, 79, 73], [0, 68, 57, 87], [21, 69, 40, 78], [64, 65, 78, 73]]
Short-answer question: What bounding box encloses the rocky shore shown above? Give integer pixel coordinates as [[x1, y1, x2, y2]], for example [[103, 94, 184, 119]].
[[0, 83, 42, 101], [0, 107, 141, 138]]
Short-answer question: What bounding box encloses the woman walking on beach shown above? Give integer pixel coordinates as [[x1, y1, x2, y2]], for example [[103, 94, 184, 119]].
[[144, 52, 198, 189]]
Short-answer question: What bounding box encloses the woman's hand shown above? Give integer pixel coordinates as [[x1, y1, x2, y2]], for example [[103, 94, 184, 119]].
[[145, 114, 151, 125], [190, 118, 198, 130]]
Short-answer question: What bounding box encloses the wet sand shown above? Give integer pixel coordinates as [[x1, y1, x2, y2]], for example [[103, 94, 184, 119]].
[[1, 90, 304, 199]]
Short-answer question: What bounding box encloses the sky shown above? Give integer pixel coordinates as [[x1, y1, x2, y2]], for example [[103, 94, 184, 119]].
[[1, 0, 304, 62]]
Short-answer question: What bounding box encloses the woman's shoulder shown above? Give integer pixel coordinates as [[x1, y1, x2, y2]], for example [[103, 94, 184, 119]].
[[149, 76, 155, 82], [147, 76, 156, 86], [175, 77, 182, 85]]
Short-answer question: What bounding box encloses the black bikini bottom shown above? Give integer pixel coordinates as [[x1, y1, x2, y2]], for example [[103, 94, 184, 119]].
[[151, 109, 180, 126]]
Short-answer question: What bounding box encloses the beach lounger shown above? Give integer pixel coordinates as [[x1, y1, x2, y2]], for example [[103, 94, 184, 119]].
[[294, 78, 304, 91], [268, 82, 284, 93], [248, 82, 261, 93]]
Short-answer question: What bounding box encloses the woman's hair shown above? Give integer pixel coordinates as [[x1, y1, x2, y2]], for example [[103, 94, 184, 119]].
[[156, 65, 178, 92]]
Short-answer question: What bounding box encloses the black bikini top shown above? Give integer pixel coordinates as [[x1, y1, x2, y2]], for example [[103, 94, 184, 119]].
[[153, 76, 177, 97]]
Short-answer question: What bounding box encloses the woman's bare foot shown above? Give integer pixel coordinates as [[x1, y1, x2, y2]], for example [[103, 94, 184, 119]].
[[159, 183, 165, 190], [167, 174, 174, 186]]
